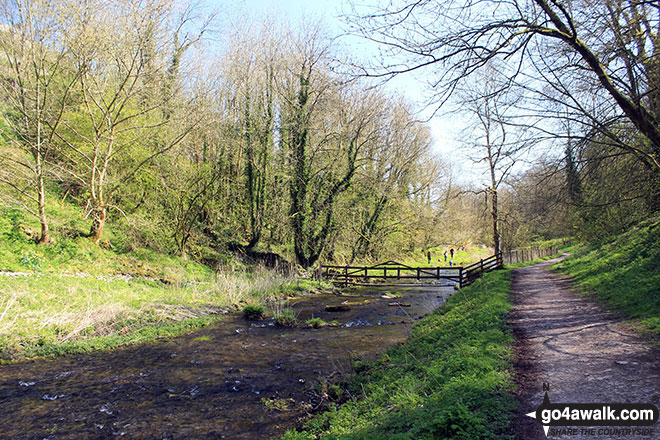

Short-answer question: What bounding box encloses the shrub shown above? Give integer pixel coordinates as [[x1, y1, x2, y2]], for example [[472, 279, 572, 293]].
[[242, 304, 265, 320]]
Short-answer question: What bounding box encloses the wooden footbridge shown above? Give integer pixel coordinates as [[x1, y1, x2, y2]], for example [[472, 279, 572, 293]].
[[320, 253, 503, 288]]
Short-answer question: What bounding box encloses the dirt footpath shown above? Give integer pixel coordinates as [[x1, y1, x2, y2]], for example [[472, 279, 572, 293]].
[[509, 255, 660, 440]]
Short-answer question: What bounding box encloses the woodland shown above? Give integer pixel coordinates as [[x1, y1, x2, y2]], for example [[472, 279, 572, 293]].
[[0, 0, 658, 268]]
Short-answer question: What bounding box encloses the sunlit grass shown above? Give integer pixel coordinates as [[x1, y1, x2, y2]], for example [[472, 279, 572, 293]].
[[556, 216, 660, 337], [394, 245, 494, 268], [0, 269, 306, 360], [0, 271, 332, 362]]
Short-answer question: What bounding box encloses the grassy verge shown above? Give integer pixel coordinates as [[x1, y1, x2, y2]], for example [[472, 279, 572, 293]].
[[282, 269, 516, 440], [555, 217, 660, 337]]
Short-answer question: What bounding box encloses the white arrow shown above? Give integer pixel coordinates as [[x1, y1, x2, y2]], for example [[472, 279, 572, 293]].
[[525, 411, 549, 437]]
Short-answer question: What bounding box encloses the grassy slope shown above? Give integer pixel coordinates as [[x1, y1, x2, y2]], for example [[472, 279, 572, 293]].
[[282, 270, 516, 440], [557, 216, 660, 336], [0, 201, 323, 361]]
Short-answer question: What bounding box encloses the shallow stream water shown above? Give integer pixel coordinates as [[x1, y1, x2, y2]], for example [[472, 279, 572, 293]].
[[0, 282, 453, 439]]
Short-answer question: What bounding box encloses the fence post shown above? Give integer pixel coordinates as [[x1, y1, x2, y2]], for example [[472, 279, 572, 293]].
[[459, 267, 463, 288], [480, 259, 484, 275]]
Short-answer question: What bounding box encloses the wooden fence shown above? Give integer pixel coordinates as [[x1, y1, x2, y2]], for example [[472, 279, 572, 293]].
[[501, 246, 559, 265], [459, 253, 503, 287], [320, 253, 503, 288]]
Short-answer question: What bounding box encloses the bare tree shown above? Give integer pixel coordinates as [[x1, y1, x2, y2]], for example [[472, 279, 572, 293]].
[[346, 0, 660, 197], [54, 0, 207, 243], [0, 0, 81, 244], [459, 69, 532, 255]]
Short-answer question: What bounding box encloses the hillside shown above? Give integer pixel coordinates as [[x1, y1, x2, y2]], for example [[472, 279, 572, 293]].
[[557, 217, 660, 336]]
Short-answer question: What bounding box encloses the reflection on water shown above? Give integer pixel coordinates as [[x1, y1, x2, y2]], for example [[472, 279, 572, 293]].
[[0, 283, 453, 439]]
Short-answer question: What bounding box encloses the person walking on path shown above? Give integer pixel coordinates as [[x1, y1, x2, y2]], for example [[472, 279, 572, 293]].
[[427, 251, 431, 264], [450, 248, 454, 259], [443, 251, 447, 262]]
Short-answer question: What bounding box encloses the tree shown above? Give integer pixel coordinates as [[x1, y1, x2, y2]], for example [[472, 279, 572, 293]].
[[347, 100, 436, 262], [54, 0, 205, 243], [458, 70, 531, 255], [279, 28, 384, 267], [223, 24, 279, 250], [347, 0, 660, 203], [0, 0, 81, 244]]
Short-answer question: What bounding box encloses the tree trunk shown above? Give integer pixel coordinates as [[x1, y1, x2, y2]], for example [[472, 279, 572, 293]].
[[89, 206, 106, 244], [491, 188, 500, 256], [36, 171, 50, 245], [351, 196, 388, 263]]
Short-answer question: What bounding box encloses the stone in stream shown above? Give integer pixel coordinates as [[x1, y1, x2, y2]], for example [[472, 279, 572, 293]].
[[387, 302, 412, 307], [325, 305, 350, 312]]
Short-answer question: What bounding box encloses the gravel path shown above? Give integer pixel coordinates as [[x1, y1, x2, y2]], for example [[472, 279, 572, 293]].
[[510, 255, 660, 439]]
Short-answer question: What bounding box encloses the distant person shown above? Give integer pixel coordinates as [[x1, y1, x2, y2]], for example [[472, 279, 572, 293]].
[[427, 251, 431, 264], [450, 248, 455, 259], [449, 260, 453, 267], [443, 251, 447, 262]]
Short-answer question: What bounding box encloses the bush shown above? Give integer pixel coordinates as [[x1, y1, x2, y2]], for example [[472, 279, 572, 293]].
[[242, 304, 265, 321]]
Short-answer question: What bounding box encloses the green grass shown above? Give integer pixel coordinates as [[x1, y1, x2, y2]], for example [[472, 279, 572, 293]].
[[274, 308, 298, 327], [0, 269, 300, 360], [0, 204, 332, 361], [556, 217, 660, 337], [282, 269, 516, 440], [398, 245, 494, 268], [305, 317, 339, 329], [0, 205, 215, 280]]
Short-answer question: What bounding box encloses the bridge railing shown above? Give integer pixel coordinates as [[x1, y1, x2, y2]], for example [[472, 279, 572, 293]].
[[320, 254, 503, 288], [459, 252, 503, 288]]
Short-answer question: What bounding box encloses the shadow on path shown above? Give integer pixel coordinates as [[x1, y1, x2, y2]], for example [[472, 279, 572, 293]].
[[510, 255, 660, 440]]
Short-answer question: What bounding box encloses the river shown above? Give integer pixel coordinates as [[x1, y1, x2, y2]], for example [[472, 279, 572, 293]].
[[0, 282, 454, 439]]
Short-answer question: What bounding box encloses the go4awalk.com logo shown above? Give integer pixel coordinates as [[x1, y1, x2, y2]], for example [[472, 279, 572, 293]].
[[526, 384, 659, 437]]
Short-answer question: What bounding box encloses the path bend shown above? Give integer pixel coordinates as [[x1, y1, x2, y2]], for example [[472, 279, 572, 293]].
[[510, 255, 660, 439]]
